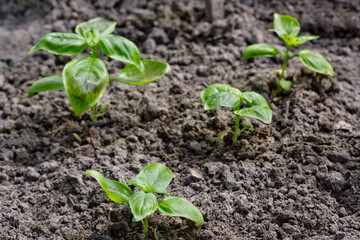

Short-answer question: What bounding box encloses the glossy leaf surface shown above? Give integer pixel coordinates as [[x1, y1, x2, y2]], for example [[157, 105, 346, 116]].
[[293, 35, 319, 45], [129, 192, 158, 222], [111, 60, 170, 85], [85, 170, 133, 204], [28, 75, 64, 97], [201, 84, 242, 110], [127, 163, 173, 195], [234, 106, 272, 124], [28, 33, 86, 56], [99, 35, 144, 72], [75, 17, 116, 43], [243, 43, 280, 60], [62, 57, 108, 116], [158, 196, 204, 227], [298, 49, 333, 75], [272, 13, 300, 40], [241, 92, 269, 108]]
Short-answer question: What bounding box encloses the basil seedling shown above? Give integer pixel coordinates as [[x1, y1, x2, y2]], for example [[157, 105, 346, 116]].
[[243, 13, 333, 91], [28, 18, 170, 120], [86, 163, 203, 236], [201, 84, 272, 144]]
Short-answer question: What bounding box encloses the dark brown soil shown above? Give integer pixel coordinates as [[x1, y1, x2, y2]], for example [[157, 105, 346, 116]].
[[1, 0, 359, 239]]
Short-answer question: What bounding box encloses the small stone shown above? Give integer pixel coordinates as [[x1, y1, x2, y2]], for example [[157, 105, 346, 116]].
[[325, 171, 346, 192], [189, 168, 204, 180], [328, 151, 351, 163], [148, 28, 169, 44], [189, 141, 202, 154], [26, 167, 40, 181], [143, 38, 156, 54]]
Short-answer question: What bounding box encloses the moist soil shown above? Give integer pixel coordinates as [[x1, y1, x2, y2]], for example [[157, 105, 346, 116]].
[[1, 0, 359, 239]]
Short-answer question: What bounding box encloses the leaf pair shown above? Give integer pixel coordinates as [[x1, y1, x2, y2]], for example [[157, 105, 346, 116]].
[[243, 13, 333, 78], [28, 18, 170, 116], [201, 84, 272, 124], [86, 163, 204, 229]]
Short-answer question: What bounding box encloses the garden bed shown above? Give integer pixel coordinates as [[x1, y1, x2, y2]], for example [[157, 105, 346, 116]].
[[1, 0, 359, 239]]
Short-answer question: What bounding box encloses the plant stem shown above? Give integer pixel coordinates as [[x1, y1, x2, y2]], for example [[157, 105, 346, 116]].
[[233, 115, 240, 144], [279, 45, 291, 81], [90, 46, 99, 58], [142, 216, 149, 236]]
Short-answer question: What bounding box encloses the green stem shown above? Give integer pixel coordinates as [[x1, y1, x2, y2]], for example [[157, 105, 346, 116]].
[[90, 46, 99, 58], [233, 115, 240, 144], [142, 216, 149, 236], [279, 45, 291, 81]]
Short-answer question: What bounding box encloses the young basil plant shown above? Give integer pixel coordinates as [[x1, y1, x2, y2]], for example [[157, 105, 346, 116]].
[[243, 13, 333, 91], [85, 163, 203, 236], [201, 84, 272, 144], [28, 18, 170, 120]]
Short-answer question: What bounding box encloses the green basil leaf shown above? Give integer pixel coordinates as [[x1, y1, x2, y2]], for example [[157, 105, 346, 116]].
[[99, 35, 144, 72], [111, 60, 170, 85], [298, 49, 333, 75], [28, 75, 64, 97], [127, 163, 173, 195], [201, 84, 242, 110], [272, 13, 300, 40], [279, 79, 293, 90], [158, 196, 204, 227], [240, 92, 270, 108], [28, 33, 86, 56], [234, 106, 272, 124], [243, 44, 280, 60], [129, 192, 158, 222], [293, 35, 319, 45], [75, 17, 116, 42], [85, 170, 133, 204], [63, 57, 108, 116]]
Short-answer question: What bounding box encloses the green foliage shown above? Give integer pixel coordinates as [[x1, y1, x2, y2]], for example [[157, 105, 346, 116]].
[[244, 13, 333, 90], [28, 17, 170, 118], [201, 84, 272, 144], [85, 163, 203, 235]]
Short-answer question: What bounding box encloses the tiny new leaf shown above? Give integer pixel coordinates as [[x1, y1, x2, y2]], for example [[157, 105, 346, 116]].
[[272, 13, 300, 40], [111, 60, 170, 85], [85, 170, 133, 204], [127, 163, 173, 195], [279, 79, 293, 90], [28, 33, 86, 56], [243, 43, 280, 60], [28, 75, 64, 97], [75, 17, 117, 41], [298, 49, 333, 75], [129, 192, 158, 222], [62, 57, 108, 116], [158, 196, 204, 227]]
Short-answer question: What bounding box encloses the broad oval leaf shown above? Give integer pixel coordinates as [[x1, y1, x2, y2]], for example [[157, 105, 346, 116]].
[[201, 84, 242, 110], [85, 170, 133, 204], [241, 92, 269, 108], [234, 106, 272, 124], [243, 43, 280, 60], [28, 33, 86, 56], [127, 163, 173, 195], [75, 17, 116, 41], [62, 57, 108, 116], [158, 196, 204, 227], [111, 60, 170, 85], [129, 192, 158, 222], [99, 35, 144, 72], [272, 13, 300, 40], [28, 75, 64, 97], [298, 49, 333, 75]]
